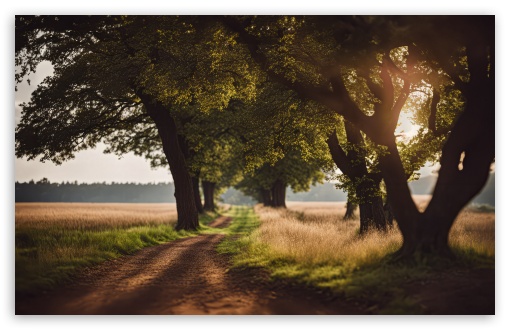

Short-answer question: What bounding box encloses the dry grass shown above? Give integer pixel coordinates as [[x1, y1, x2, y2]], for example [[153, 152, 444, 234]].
[[285, 200, 495, 260], [16, 203, 177, 230], [15, 203, 184, 294], [450, 209, 495, 257], [286, 201, 352, 217], [258, 203, 402, 267]]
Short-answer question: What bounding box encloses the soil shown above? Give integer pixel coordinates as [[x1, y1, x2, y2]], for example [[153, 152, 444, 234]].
[[15, 216, 495, 315], [403, 267, 495, 315]]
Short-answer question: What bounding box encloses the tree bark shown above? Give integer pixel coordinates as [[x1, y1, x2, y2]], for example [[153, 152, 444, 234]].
[[138, 94, 199, 231], [271, 180, 287, 208], [357, 179, 387, 234], [202, 180, 216, 212], [176, 134, 203, 215], [383, 201, 394, 227], [261, 189, 272, 207], [344, 196, 356, 220], [327, 127, 388, 233], [192, 176, 204, 214], [378, 140, 421, 254]]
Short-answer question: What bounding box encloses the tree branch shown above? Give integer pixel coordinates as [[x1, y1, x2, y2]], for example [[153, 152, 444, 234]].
[[428, 87, 440, 133], [326, 129, 355, 178], [221, 16, 373, 136], [357, 67, 384, 101]]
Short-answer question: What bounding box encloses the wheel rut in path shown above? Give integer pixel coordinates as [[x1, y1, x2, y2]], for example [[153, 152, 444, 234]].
[[16, 215, 362, 315]]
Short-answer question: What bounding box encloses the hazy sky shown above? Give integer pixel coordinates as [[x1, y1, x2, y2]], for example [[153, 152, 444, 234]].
[[15, 62, 173, 183]]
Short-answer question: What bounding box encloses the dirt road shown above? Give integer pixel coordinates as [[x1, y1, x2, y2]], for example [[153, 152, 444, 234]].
[[16, 216, 362, 315]]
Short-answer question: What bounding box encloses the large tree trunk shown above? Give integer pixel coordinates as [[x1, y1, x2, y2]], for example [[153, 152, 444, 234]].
[[271, 180, 286, 208], [176, 134, 203, 215], [414, 43, 494, 256], [377, 40, 494, 258], [138, 94, 199, 231], [378, 140, 421, 255], [261, 189, 272, 207], [192, 176, 204, 214], [202, 180, 216, 212]]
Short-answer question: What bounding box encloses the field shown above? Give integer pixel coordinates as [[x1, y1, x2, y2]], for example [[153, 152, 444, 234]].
[[16, 203, 178, 229], [16, 203, 199, 295], [220, 201, 495, 314], [15, 201, 495, 314]]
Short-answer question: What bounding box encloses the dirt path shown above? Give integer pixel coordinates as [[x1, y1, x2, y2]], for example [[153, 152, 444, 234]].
[[16, 216, 362, 315], [404, 268, 495, 315]]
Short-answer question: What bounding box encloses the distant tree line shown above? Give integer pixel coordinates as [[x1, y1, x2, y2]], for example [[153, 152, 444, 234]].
[[15, 178, 176, 203], [15, 179, 349, 204]]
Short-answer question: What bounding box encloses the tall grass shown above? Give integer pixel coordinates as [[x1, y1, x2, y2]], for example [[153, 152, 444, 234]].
[[15, 203, 198, 295], [222, 202, 494, 313], [449, 209, 495, 258], [284, 201, 495, 260], [255, 206, 402, 266]]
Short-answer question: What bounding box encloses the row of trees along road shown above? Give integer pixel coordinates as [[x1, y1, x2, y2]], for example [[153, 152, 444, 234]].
[[16, 16, 494, 258]]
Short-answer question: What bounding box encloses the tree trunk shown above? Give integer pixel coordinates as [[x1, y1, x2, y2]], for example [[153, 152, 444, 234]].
[[327, 125, 388, 233], [138, 94, 199, 231], [358, 202, 371, 234], [356, 176, 388, 234], [261, 189, 272, 207], [202, 180, 216, 212], [379, 40, 494, 258], [271, 180, 286, 208], [378, 140, 421, 254], [176, 134, 203, 215], [357, 195, 387, 234], [344, 197, 356, 220], [371, 195, 387, 231], [412, 43, 494, 256], [192, 176, 204, 214], [383, 201, 394, 227]]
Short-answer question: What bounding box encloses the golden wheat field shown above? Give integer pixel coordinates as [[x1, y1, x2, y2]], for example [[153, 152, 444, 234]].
[[253, 199, 495, 267], [15, 203, 178, 230]]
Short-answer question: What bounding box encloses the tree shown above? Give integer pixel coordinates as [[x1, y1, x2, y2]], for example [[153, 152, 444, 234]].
[[15, 16, 259, 230], [234, 82, 335, 208], [327, 122, 388, 233], [223, 15, 494, 256], [180, 103, 248, 212]]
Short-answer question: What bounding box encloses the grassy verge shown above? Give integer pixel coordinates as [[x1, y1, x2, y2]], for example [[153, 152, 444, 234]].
[[15, 208, 219, 296], [218, 205, 495, 314], [215, 205, 260, 249]]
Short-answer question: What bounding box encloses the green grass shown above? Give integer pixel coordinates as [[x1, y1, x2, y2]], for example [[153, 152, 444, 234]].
[[15, 211, 218, 296], [218, 206, 495, 314]]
